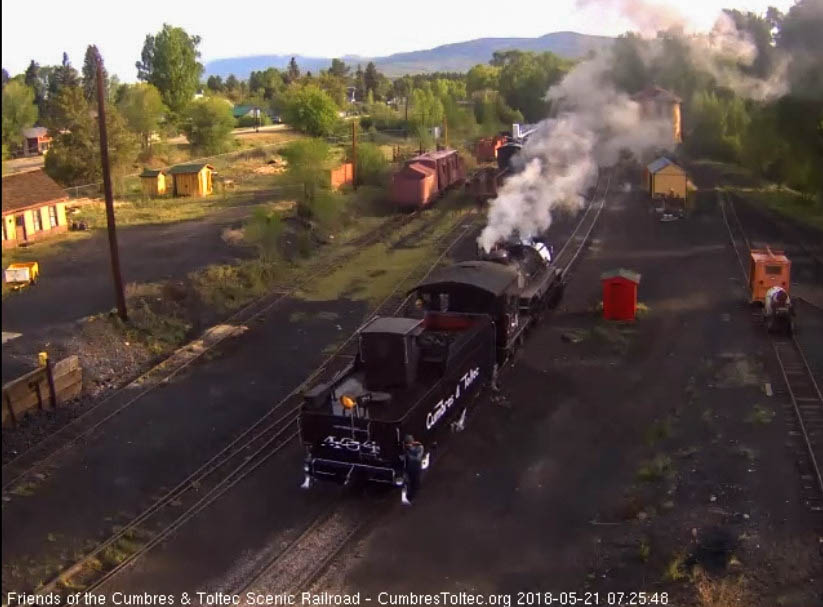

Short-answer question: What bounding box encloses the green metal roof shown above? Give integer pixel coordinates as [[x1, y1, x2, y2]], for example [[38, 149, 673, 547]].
[[168, 163, 213, 175], [601, 268, 641, 283], [139, 168, 165, 178], [232, 105, 255, 118]]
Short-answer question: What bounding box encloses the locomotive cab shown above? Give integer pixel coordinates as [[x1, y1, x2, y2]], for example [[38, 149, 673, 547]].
[[413, 261, 525, 361]]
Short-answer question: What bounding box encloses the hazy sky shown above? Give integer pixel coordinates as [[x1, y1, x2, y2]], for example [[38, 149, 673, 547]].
[[2, 0, 797, 81]]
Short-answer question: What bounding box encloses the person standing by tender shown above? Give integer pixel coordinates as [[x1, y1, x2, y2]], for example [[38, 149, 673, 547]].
[[402, 434, 426, 505]]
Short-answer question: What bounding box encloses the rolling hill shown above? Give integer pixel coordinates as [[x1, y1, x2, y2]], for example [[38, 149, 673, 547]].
[[203, 31, 613, 79]]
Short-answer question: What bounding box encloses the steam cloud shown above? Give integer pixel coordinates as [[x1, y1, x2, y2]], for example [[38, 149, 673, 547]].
[[477, 52, 674, 251], [478, 2, 789, 251]]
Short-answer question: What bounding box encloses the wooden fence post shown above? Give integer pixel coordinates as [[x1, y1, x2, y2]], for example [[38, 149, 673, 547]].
[[31, 381, 43, 411], [4, 391, 16, 427]]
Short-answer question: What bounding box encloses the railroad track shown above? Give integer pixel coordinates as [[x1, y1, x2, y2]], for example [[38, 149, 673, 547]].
[[36, 209, 480, 597], [227, 170, 616, 596], [1, 209, 422, 495], [719, 191, 823, 511], [552, 168, 612, 279]]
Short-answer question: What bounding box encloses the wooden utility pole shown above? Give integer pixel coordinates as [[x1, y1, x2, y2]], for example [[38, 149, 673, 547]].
[[351, 121, 358, 191], [443, 116, 449, 148], [95, 52, 127, 321]]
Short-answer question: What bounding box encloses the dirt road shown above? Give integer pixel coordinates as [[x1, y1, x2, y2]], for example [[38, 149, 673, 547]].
[[1, 205, 259, 382]]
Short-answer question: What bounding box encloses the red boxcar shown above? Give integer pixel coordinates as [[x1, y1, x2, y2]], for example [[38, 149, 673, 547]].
[[390, 149, 466, 209]]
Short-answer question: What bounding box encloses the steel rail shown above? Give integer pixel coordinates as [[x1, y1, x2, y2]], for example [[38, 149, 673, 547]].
[[230, 170, 617, 596], [43, 210, 479, 596], [3, 210, 419, 494], [719, 190, 823, 503]]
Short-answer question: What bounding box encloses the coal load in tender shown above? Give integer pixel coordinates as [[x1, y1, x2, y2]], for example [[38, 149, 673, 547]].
[[298, 240, 565, 491]]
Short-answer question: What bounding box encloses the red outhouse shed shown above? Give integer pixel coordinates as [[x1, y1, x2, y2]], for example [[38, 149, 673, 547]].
[[601, 269, 641, 321]]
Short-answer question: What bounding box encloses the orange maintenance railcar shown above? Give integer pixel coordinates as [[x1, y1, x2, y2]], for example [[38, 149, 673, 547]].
[[748, 248, 791, 303]]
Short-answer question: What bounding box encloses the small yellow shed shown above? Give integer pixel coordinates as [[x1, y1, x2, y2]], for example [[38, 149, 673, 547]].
[[169, 163, 215, 197], [139, 168, 167, 197], [645, 157, 687, 199]]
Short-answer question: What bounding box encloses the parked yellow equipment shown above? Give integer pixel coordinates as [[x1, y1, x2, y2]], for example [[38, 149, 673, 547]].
[[4, 262, 40, 290]]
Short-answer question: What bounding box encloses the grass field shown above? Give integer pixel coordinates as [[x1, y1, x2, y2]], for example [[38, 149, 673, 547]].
[[729, 186, 823, 232]]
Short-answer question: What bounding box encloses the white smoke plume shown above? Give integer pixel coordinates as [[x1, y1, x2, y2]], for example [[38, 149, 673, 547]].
[[579, 0, 789, 100], [689, 12, 789, 101], [478, 2, 789, 251], [478, 52, 674, 251], [577, 0, 690, 36]]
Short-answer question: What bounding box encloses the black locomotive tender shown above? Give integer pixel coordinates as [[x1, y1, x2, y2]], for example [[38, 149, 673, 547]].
[[299, 238, 565, 490]]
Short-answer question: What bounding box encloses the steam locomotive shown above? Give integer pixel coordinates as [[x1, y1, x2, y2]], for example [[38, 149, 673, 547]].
[[298, 238, 564, 490]]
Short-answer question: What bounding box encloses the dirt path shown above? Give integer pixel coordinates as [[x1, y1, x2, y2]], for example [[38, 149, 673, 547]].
[[1, 204, 259, 382]]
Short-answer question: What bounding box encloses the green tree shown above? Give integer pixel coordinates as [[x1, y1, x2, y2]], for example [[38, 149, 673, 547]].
[[317, 72, 347, 107], [364, 62, 379, 97], [118, 83, 167, 151], [497, 51, 571, 121], [82, 45, 108, 101], [348, 141, 388, 186], [225, 74, 239, 92], [1, 81, 38, 150], [44, 86, 137, 185], [136, 24, 203, 116], [778, 0, 823, 99], [249, 68, 284, 99], [466, 64, 500, 94], [181, 97, 235, 154], [354, 64, 365, 102], [287, 57, 300, 83], [108, 75, 124, 103], [279, 138, 337, 223], [56, 52, 80, 89], [329, 58, 350, 79], [206, 75, 224, 93], [24, 60, 47, 114], [283, 85, 339, 136]]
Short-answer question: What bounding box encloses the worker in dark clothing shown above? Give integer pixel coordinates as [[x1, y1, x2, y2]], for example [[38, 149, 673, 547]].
[[402, 434, 425, 505]]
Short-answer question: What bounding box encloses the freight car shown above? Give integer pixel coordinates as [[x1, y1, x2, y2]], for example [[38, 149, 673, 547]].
[[299, 242, 565, 493], [465, 133, 528, 202], [390, 149, 466, 209]]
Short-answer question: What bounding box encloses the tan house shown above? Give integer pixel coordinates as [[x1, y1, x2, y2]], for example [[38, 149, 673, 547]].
[[644, 157, 687, 199], [139, 168, 168, 197], [631, 85, 682, 144], [2, 170, 69, 248], [168, 163, 215, 197]]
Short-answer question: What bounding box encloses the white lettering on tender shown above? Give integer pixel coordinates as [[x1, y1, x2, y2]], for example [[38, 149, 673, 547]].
[[425, 367, 480, 430], [322, 436, 380, 456]]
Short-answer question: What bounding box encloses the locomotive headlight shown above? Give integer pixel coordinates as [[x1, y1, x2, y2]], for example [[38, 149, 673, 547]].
[[340, 395, 357, 409]]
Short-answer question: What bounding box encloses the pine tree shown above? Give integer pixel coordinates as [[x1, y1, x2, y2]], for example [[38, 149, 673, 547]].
[[56, 52, 79, 89], [82, 45, 108, 101], [364, 62, 379, 97], [287, 57, 300, 83]]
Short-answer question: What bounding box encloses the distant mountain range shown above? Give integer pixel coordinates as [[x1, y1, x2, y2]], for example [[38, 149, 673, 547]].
[[204, 31, 613, 79]]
